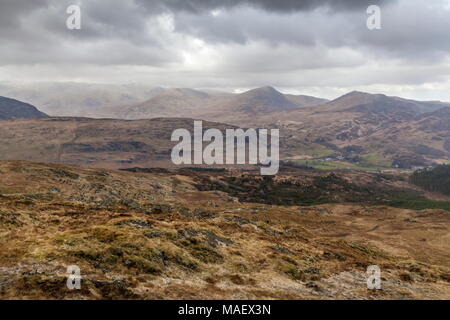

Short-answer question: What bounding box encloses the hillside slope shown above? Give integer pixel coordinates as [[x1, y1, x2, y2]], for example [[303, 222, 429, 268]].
[[0, 117, 236, 169], [0, 83, 163, 117], [102, 86, 326, 121], [0, 96, 48, 120], [0, 161, 449, 299], [250, 92, 450, 168]]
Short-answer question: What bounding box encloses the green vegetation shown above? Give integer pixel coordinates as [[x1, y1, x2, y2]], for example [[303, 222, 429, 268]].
[[410, 165, 450, 196], [304, 146, 334, 158], [290, 151, 391, 171], [379, 190, 450, 211], [196, 170, 450, 211], [184, 167, 227, 173], [360, 153, 392, 167], [292, 159, 379, 172], [384, 198, 450, 211]]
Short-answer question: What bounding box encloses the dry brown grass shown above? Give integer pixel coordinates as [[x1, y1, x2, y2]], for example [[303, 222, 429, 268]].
[[0, 161, 449, 299]]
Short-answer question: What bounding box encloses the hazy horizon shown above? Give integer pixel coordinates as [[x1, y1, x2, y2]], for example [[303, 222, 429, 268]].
[[2, 81, 450, 104]]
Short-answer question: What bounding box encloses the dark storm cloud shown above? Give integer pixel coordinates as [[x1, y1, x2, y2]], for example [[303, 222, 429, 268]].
[[0, 0, 425, 65], [0, 0, 49, 25], [0, 0, 180, 65], [0, 0, 50, 39], [0, 0, 446, 66]]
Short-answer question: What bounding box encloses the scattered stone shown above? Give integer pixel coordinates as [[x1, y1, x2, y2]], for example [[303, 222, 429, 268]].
[[177, 229, 233, 247], [49, 187, 60, 194], [50, 168, 79, 180], [306, 282, 325, 293], [116, 219, 152, 229], [149, 204, 172, 215], [323, 251, 347, 261], [269, 244, 296, 256], [304, 267, 320, 275], [0, 212, 23, 226], [144, 230, 162, 239], [181, 208, 218, 219], [229, 216, 252, 226], [399, 272, 414, 283]]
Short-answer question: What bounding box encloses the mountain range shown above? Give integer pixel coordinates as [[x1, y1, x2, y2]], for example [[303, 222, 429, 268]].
[[0, 85, 449, 169], [87, 86, 328, 120]]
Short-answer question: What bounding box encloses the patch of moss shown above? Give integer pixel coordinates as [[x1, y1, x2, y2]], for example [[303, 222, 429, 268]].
[[380, 190, 450, 211], [281, 256, 298, 266], [89, 227, 123, 243], [282, 265, 306, 281], [70, 249, 103, 265], [169, 251, 199, 271], [348, 242, 385, 258], [149, 204, 173, 215], [185, 242, 224, 264], [123, 255, 162, 274], [50, 168, 80, 180]]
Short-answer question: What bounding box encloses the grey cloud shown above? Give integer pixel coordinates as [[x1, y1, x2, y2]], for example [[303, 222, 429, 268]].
[[355, 2, 450, 61], [171, 0, 450, 62], [0, 0, 449, 102], [0, 0, 179, 66], [135, 0, 391, 14], [0, 0, 439, 66], [0, 0, 49, 25]]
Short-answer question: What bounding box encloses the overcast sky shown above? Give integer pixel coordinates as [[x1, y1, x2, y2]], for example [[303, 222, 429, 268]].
[[1, 0, 450, 100]]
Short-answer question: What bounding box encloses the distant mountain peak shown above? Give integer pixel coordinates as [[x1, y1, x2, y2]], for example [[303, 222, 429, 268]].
[[334, 91, 383, 101], [240, 86, 280, 96], [236, 86, 298, 111], [161, 88, 209, 99], [346, 90, 367, 96], [256, 85, 277, 91], [324, 91, 422, 119]]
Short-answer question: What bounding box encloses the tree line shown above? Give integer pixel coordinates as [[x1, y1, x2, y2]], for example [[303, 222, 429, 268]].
[[410, 165, 450, 195]]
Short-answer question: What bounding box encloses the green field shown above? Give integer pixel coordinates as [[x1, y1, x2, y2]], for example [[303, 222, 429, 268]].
[[292, 159, 380, 172], [360, 153, 392, 167], [380, 190, 450, 211], [303, 146, 335, 158]]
